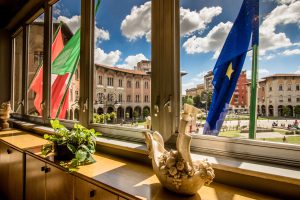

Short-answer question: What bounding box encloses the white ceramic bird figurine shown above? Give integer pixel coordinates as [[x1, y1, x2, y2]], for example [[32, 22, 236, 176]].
[[145, 104, 214, 195]]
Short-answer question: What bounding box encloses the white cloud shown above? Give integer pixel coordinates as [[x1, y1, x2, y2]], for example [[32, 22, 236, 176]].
[[281, 48, 300, 55], [120, 1, 222, 42], [260, 1, 300, 55], [246, 68, 270, 79], [296, 66, 300, 74], [94, 48, 121, 66], [182, 71, 207, 95], [182, 21, 233, 57], [180, 6, 222, 36], [120, 2, 151, 42], [276, 0, 297, 4], [117, 53, 148, 69], [57, 15, 110, 43]]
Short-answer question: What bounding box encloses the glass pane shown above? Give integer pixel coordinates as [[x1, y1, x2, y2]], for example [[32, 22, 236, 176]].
[[12, 31, 23, 114], [180, 0, 300, 145], [51, 0, 81, 121], [254, 0, 300, 145], [93, 0, 151, 129], [27, 13, 44, 116]]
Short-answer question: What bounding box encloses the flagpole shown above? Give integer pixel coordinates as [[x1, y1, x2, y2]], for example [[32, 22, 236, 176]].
[[249, 44, 258, 139]]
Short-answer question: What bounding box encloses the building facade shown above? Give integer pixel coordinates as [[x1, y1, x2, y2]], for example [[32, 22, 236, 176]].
[[229, 70, 248, 112], [93, 61, 151, 121], [27, 22, 150, 121], [204, 71, 214, 91], [253, 74, 300, 117], [185, 84, 204, 97]]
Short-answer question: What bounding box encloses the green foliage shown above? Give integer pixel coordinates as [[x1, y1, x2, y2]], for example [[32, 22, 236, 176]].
[[295, 105, 300, 115], [143, 108, 150, 118], [105, 113, 111, 121], [125, 112, 130, 119], [42, 119, 101, 171], [110, 112, 116, 120], [282, 106, 292, 117], [133, 111, 139, 118], [186, 97, 194, 105], [193, 95, 201, 108]]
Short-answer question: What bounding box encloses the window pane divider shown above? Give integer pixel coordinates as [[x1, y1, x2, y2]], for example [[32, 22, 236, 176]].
[[43, 1, 52, 120]]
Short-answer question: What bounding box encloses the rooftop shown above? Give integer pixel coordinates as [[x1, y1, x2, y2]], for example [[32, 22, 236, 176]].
[[95, 63, 149, 76]]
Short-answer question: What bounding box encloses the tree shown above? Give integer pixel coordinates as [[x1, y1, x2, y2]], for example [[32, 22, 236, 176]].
[[110, 112, 116, 122], [193, 95, 201, 108], [133, 111, 139, 119], [186, 97, 194, 105], [143, 108, 150, 118], [200, 90, 213, 110], [282, 106, 291, 117], [294, 105, 300, 117]]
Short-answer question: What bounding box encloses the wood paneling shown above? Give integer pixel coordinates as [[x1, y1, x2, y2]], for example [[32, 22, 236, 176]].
[[46, 163, 74, 200], [0, 141, 23, 200], [74, 177, 118, 200], [0, 142, 10, 199], [25, 154, 45, 200], [8, 146, 24, 200]]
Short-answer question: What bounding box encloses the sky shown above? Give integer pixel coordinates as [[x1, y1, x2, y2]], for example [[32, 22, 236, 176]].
[[52, 0, 300, 94]]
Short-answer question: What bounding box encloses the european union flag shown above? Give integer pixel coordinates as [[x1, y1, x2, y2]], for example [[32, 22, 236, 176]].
[[203, 0, 259, 135]]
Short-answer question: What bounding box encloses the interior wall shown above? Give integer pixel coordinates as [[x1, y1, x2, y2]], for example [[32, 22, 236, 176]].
[[0, 29, 11, 104]]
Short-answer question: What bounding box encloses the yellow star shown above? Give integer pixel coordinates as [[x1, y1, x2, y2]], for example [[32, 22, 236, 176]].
[[226, 63, 234, 80]]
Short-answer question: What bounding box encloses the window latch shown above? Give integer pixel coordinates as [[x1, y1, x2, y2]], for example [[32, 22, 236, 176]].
[[163, 95, 172, 113], [40, 101, 45, 110], [83, 98, 88, 112], [154, 96, 160, 116]]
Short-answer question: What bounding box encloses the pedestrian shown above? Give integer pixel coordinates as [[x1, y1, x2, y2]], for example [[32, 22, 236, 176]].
[[283, 136, 287, 143]]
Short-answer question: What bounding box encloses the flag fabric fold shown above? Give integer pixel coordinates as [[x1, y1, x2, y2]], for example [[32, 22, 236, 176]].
[[203, 0, 259, 135], [29, 25, 64, 116]]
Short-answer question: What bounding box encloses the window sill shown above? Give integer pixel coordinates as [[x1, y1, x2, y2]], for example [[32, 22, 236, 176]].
[[8, 118, 300, 198]]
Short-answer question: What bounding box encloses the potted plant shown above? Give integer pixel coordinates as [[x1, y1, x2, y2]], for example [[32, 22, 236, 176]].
[[42, 119, 100, 170]]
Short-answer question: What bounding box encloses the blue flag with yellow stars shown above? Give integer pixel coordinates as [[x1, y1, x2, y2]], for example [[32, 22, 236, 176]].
[[203, 0, 259, 135]]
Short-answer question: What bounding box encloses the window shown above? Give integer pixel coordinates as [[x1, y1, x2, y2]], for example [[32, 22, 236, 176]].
[[27, 13, 44, 116], [119, 79, 122, 87], [287, 84, 291, 91], [136, 81, 140, 89], [127, 95, 131, 102], [98, 76, 102, 85], [75, 69, 79, 80], [34, 51, 43, 66], [70, 88, 73, 101], [135, 95, 140, 102], [50, 0, 81, 121], [279, 84, 283, 91], [297, 96, 300, 102], [145, 81, 149, 89], [288, 96, 291, 102], [279, 95, 283, 103], [144, 95, 149, 103], [127, 80, 131, 88], [296, 84, 299, 91], [10, 0, 300, 166], [12, 30, 23, 114], [118, 94, 123, 102], [107, 77, 114, 86]]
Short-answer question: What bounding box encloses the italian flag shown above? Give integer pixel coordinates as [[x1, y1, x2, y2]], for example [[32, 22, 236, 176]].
[[29, 25, 80, 119], [30, 0, 101, 118]]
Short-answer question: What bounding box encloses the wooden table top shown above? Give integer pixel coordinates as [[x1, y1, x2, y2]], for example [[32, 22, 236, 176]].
[[0, 133, 49, 150], [75, 152, 279, 200], [0, 129, 280, 200]]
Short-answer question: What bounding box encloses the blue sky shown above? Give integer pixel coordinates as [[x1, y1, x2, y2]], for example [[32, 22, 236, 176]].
[[53, 0, 300, 94]]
